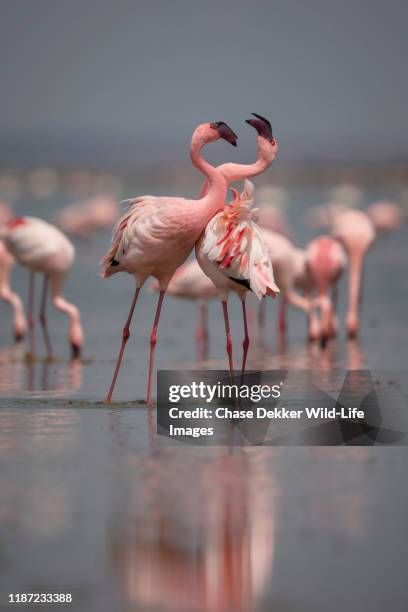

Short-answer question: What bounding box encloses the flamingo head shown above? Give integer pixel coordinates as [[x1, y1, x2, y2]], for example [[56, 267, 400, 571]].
[[245, 113, 276, 145], [208, 121, 238, 146]]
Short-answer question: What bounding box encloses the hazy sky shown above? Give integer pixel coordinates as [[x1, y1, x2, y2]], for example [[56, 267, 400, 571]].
[[1, 0, 407, 164]]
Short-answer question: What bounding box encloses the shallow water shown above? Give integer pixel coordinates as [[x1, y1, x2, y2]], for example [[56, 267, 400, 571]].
[[0, 187, 408, 610]]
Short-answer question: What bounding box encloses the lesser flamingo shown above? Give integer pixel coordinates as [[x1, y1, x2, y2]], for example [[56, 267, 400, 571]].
[[305, 236, 346, 346], [1, 217, 84, 359], [100, 121, 237, 404], [331, 209, 375, 338], [0, 241, 26, 342]]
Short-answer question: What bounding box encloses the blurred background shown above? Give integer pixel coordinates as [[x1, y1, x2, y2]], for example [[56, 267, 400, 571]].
[[1, 2, 408, 612]]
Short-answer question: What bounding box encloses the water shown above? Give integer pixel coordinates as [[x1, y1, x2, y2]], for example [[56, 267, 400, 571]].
[[0, 186, 408, 611]]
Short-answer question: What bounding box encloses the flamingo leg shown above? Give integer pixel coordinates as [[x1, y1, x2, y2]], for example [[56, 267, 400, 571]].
[[0, 284, 26, 342], [221, 300, 234, 375], [28, 272, 35, 358], [241, 299, 249, 374], [346, 251, 364, 338], [106, 284, 141, 403], [39, 275, 53, 358], [146, 290, 166, 406]]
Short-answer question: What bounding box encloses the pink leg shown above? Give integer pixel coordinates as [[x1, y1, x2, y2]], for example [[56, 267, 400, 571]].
[[222, 300, 234, 375], [241, 299, 249, 373], [146, 290, 166, 406], [39, 275, 53, 358], [106, 284, 141, 403], [28, 272, 35, 358]]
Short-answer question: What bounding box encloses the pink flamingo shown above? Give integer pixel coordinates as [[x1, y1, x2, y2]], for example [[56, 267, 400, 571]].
[[1, 217, 84, 359], [55, 196, 119, 237], [196, 181, 279, 373], [305, 236, 346, 346], [366, 200, 404, 233], [151, 259, 217, 358], [259, 230, 311, 338], [0, 241, 26, 342], [197, 114, 279, 370], [100, 121, 237, 403], [305, 201, 348, 229], [0, 202, 12, 226], [255, 185, 292, 238], [331, 209, 376, 338]]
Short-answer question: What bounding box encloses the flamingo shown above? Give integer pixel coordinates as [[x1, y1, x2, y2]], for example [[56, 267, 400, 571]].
[[196, 114, 278, 370], [0, 202, 12, 226], [259, 230, 311, 338], [366, 200, 404, 233], [255, 185, 292, 238], [150, 259, 217, 359], [100, 121, 237, 404], [55, 196, 119, 237], [330, 209, 376, 338], [0, 241, 26, 342], [196, 181, 279, 373], [0, 217, 84, 359], [305, 236, 347, 346]]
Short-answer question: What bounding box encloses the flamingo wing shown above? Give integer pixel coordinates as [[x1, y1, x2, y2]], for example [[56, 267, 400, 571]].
[[201, 212, 279, 300]]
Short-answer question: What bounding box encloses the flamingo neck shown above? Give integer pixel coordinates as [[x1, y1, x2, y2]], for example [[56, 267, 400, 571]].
[[190, 139, 227, 220], [196, 136, 276, 199], [218, 136, 275, 183]]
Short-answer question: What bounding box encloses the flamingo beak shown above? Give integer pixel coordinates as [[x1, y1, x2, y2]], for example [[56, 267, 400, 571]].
[[212, 121, 238, 146], [245, 113, 275, 143]]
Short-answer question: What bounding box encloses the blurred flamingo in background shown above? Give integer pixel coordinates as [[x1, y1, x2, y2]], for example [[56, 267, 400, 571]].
[[328, 182, 364, 208], [0, 241, 26, 342], [100, 121, 237, 404], [0, 202, 26, 342], [55, 196, 119, 237], [0, 202, 12, 226], [331, 209, 376, 338], [255, 185, 292, 238], [260, 230, 311, 338], [151, 259, 217, 359], [305, 201, 348, 229], [366, 200, 404, 233], [306, 236, 346, 346], [196, 181, 279, 373], [1, 217, 84, 359]]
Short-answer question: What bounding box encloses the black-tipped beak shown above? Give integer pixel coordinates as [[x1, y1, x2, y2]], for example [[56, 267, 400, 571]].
[[71, 343, 82, 360], [245, 113, 274, 143], [211, 121, 238, 146]]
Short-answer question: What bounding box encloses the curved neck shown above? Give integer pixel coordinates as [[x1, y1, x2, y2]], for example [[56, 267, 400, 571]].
[[197, 136, 275, 198], [218, 136, 275, 183], [190, 139, 223, 189], [190, 138, 227, 219]]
